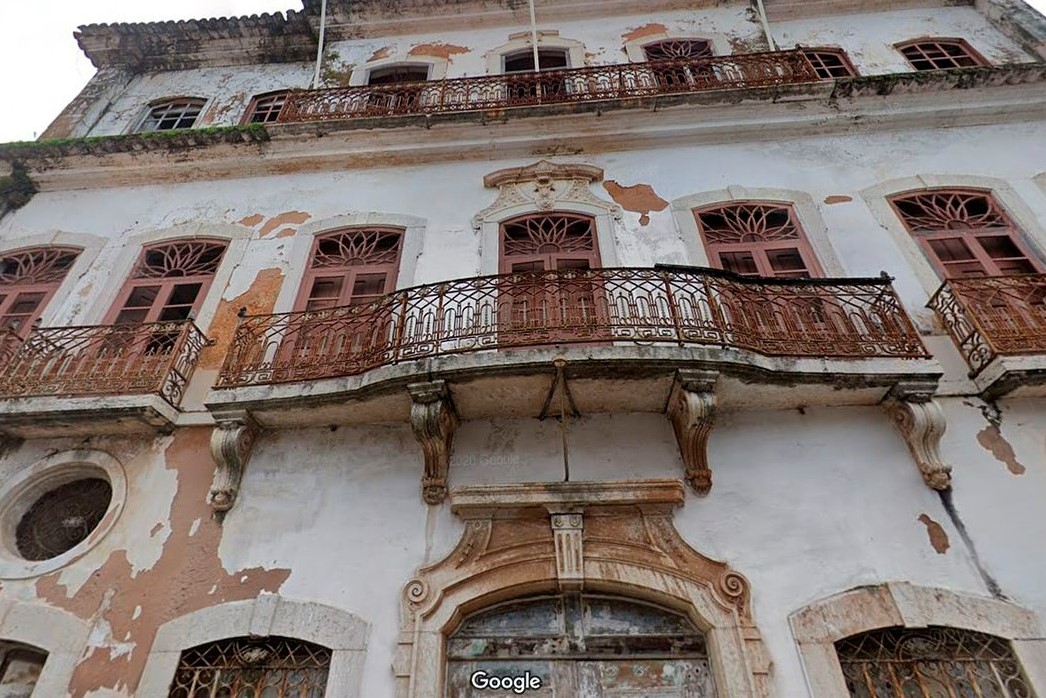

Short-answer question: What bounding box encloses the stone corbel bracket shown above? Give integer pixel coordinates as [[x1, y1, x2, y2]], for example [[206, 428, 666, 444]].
[[409, 380, 459, 505], [208, 410, 262, 519], [884, 381, 951, 490], [667, 369, 719, 495]]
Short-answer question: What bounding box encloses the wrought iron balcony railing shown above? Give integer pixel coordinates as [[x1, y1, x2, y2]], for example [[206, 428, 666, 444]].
[[216, 267, 927, 389], [928, 274, 1046, 376], [276, 50, 819, 123], [0, 320, 209, 407]]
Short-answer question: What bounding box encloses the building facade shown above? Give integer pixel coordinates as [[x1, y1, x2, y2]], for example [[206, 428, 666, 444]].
[[1, 0, 1046, 695]]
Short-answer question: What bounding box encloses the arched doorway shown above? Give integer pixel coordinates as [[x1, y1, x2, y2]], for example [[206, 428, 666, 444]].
[[446, 593, 718, 696]]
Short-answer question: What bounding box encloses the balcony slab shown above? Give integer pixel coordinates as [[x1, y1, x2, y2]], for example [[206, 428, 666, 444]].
[[205, 345, 941, 428], [0, 394, 181, 438]]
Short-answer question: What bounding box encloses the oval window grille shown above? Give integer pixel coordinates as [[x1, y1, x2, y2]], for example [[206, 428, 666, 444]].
[[15, 478, 112, 561]]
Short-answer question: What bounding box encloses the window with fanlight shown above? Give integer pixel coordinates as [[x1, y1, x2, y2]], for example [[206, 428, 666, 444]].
[[243, 91, 289, 124], [802, 48, 859, 78], [890, 190, 1041, 278], [136, 98, 207, 132], [0, 247, 79, 335], [694, 202, 823, 278], [167, 636, 331, 697], [896, 38, 989, 71], [295, 228, 404, 312], [106, 240, 228, 325], [642, 39, 714, 61], [835, 626, 1032, 697]]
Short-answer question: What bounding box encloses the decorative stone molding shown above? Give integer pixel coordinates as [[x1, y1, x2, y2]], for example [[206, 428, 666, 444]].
[[790, 583, 1046, 697], [473, 160, 622, 232], [137, 594, 369, 698], [884, 381, 951, 490], [208, 410, 261, 517], [0, 600, 92, 697], [667, 370, 719, 495], [394, 480, 770, 697], [408, 381, 459, 505]]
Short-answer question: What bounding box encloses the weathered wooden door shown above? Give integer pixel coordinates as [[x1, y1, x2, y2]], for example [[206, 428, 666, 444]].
[[446, 594, 718, 697]]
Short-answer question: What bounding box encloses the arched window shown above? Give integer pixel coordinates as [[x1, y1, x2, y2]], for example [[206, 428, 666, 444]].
[[889, 189, 1041, 278], [499, 213, 600, 273], [362, 65, 431, 114], [0, 247, 79, 334], [106, 239, 228, 324], [168, 636, 331, 697], [295, 228, 403, 312], [694, 202, 822, 278], [243, 91, 290, 124], [896, 38, 989, 71], [643, 39, 714, 61], [448, 593, 718, 695], [802, 47, 859, 78], [835, 626, 1032, 697], [137, 98, 207, 132], [0, 641, 47, 694]]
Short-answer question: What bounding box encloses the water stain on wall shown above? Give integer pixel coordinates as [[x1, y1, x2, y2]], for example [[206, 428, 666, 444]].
[[36, 429, 291, 697], [918, 514, 950, 554], [603, 180, 668, 226], [977, 426, 1026, 475]]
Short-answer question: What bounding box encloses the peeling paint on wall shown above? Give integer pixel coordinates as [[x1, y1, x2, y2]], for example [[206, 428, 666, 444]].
[[621, 24, 669, 44], [603, 180, 668, 226], [369, 46, 394, 62], [35, 429, 291, 697], [257, 211, 312, 238], [409, 43, 470, 60], [823, 195, 853, 205], [918, 513, 950, 554], [977, 426, 1027, 475], [200, 267, 286, 370]]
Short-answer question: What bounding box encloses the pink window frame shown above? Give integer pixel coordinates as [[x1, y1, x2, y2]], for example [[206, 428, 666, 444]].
[[292, 228, 405, 312], [801, 47, 859, 79], [241, 90, 290, 125], [895, 38, 990, 71], [498, 213, 603, 274], [0, 246, 81, 335], [103, 239, 228, 325], [693, 202, 825, 278], [641, 39, 716, 62], [889, 189, 1043, 279]]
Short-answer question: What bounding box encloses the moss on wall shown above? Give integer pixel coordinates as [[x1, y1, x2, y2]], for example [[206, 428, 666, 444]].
[[0, 163, 36, 211]]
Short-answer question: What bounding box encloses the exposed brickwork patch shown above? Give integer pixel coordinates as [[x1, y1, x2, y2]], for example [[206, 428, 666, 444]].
[[369, 46, 393, 62], [258, 211, 311, 238], [200, 267, 285, 370], [977, 426, 1026, 475], [823, 195, 853, 205], [918, 514, 950, 554], [35, 429, 291, 697], [621, 24, 669, 44], [409, 43, 469, 60], [603, 180, 668, 226]]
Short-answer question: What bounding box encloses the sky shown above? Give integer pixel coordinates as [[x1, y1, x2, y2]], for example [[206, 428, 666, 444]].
[[1, 0, 1045, 142]]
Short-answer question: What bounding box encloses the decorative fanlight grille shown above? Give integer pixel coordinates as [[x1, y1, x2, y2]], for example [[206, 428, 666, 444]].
[[168, 636, 331, 698], [15, 478, 112, 561], [836, 626, 1032, 697], [311, 229, 403, 268], [643, 40, 714, 61], [0, 248, 79, 285], [890, 190, 1012, 234], [502, 214, 597, 257], [133, 241, 227, 279], [695, 203, 802, 244]]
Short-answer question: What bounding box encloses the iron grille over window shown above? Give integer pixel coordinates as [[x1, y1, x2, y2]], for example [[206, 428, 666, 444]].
[[138, 98, 206, 132], [643, 39, 714, 61], [695, 202, 822, 278], [448, 594, 717, 696], [802, 48, 858, 78], [15, 478, 112, 561], [897, 39, 988, 70], [0, 247, 79, 334], [890, 190, 1041, 278], [836, 626, 1032, 697], [244, 91, 289, 124], [168, 636, 331, 697]]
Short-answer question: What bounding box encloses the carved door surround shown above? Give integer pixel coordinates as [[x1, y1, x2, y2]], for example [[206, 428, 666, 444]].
[[393, 479, 771, 697]]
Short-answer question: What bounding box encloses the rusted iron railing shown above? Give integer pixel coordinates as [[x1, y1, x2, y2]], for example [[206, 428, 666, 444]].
[[276, 50, 818, 123], [0, 320, 209, 407], [0, 330, 21, 368], [928, 274, 1046, 376], [217, 267, 927, 388]]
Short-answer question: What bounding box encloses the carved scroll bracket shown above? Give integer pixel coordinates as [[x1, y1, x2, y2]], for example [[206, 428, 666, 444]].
[[884, 381, 951, 490], [208, 410, 261, 519], [666, 369, 719, 495], [548, 509, 584, 591], [409, 380, 459, 505]]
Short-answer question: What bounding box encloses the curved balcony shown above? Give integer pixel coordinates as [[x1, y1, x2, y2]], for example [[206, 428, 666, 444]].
[[0, 320, 209, 436], [209, 267, 935, 426], [276, 50, 818, 123], [929, 273, 1046, 397]]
